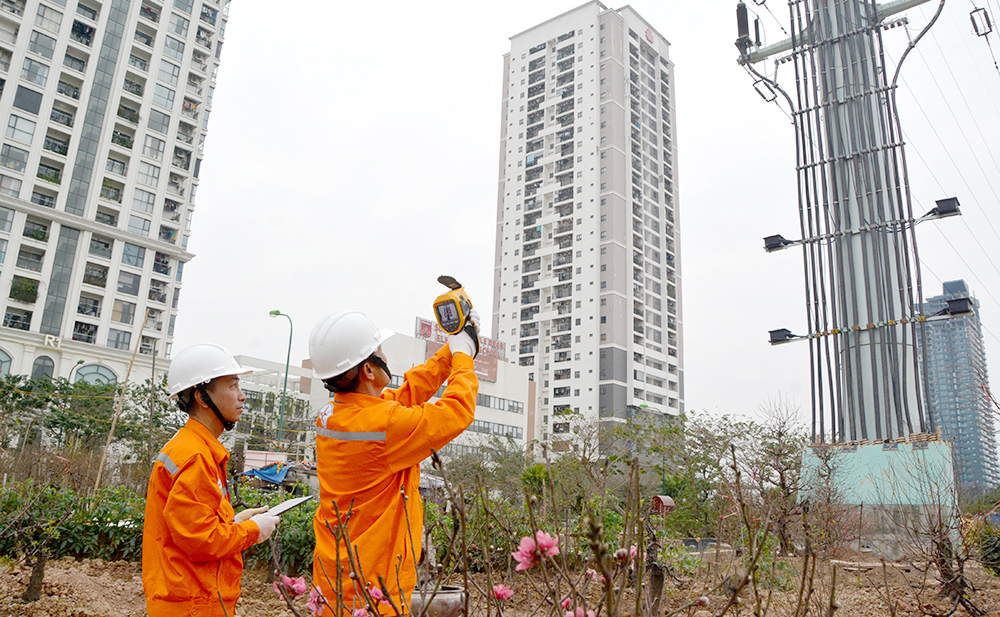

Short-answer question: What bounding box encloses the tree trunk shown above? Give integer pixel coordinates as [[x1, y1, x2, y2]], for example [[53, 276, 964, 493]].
[[21, 552, 46, 603]]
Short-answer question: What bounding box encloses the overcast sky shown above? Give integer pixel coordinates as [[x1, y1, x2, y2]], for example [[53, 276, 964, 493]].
[[173, 0, 1000, 423]]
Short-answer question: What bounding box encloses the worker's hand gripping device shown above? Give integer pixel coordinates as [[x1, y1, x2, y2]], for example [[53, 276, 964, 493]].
[[433, 276, 479, 357]]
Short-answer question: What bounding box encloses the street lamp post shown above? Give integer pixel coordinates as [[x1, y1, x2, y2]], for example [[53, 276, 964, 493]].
[[269, 310, 293, 444]]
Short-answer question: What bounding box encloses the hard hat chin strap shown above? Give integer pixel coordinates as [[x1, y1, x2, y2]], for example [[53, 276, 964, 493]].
[[197, 383, 235, 431]]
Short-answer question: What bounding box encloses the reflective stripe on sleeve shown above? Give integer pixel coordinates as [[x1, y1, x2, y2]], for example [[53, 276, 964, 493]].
[[156, 452, 180, 475], [315, 426, 386, 442]]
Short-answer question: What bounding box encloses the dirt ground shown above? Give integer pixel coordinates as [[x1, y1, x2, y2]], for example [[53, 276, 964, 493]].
[[2, 556, 1000, 617]]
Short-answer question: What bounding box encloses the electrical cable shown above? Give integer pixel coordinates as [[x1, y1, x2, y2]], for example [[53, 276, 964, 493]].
[[892, 62, 1000, 246], [917, 19, 1000, 184]]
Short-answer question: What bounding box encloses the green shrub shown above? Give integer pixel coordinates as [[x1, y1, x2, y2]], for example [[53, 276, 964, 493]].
[[977, 524, 1000, 577], [239, 484, 318, 578]]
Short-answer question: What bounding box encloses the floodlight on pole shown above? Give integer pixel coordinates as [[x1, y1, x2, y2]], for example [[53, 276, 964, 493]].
[[269, 310, 293, 444]]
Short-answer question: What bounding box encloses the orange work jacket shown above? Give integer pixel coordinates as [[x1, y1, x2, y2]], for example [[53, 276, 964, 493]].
[[312, 346, 477, 616], [143, 418, 261, 617]]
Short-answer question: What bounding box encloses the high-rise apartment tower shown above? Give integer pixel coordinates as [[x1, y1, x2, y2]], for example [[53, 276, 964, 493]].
[[918, 280, 999, 496], [0, 0, 227, 384], [493, 1, 682, 451]]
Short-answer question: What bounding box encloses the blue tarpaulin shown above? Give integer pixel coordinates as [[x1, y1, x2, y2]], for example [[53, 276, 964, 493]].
[[241, 462, 309, 485]]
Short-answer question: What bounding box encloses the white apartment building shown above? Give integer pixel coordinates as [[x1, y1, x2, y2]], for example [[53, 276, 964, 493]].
[[492, 2, 682, 452], [0, 0, 227, 384]]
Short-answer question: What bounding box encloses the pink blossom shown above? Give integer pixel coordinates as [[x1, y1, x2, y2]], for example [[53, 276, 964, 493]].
[[308, 586, 326, 616], [560, 597, 572, 610], [535, 530, 560, 557], [493, 585, 514, 601], [630, 545, 638, 559], [585, 568, 599, 579], [273, 581, 282, 596], [369, 585, 389, 605], [354, 610, 369, 617], [614, 547, 629, 563], [512, 535, 538, 571], [281, 575, 308, 598]]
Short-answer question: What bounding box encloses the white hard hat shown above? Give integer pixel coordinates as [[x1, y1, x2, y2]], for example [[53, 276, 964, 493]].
[[168, 343, 251, 397], [309, 310, 393, 380]]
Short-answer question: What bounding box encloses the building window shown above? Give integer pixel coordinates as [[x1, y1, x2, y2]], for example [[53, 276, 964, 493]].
[[153, 84, 175, 109], [158, 60, 181, 86], [168, 12, 189, 36], [111, 299, 136, 324], [34, 5, 63, 33], [63, 53, 86, 72], [137, 161, 160, 186], [164, 36, 185, 61], [31, 355, 54, 379], [0, 144, 29, 173], [117, 271, 141, 296], [148, 109, 171, 135], [0, 174, 22, 198], [28, 31, 56, 59], [21, 58, 49, 87], [6, 116, 36, 145], [127, 215, 150, 236], [133, 188, 156, 213], [122, 242, 145, 267], [107, 328, 131, 351], [76, 364, 117, 384], [143, 135, 165, 160]]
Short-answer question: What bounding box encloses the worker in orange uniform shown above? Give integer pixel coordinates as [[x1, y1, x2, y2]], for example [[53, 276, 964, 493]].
[[143, 343, 281, 617], [309, 308, 479, 615]]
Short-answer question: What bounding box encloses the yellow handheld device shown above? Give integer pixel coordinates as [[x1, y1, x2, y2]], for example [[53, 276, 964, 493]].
[[433, 276, 479, 356]]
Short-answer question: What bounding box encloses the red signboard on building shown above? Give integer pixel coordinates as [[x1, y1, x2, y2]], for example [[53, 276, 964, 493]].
[[415, 317, 505, 383]]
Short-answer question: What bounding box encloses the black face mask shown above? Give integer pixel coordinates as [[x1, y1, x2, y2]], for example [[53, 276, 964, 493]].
[[367, 353, 392, 383]]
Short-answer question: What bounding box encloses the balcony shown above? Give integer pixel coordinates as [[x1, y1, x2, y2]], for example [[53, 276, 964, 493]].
[[72, 322, 97, 344], [191, 53, 209, 73], [111, 131, 133, 149], [0, 0, 24, 17], [117, 104, 139, 124], [200, 5, 217, 25], [57, 81, 80, 100], [123, 78, 144, 96], [36, 164, 61, 185], [105, 158, 126, 176], [195, 27, 212, 49], [133, 30, 153, 47], [71, 21, 94, 46], [139, 3, 159, 22], [172, 149, 190, 171], [50, 108, 74, 128], [77, 298, 100, 317], [16, 249, 42, 272], [181, 98, 199, 120], [9, 276, 39, 303], [167, 175, 185, 197], [153, 251, 170, 275], [3, 311, 30, 331], [83, 266, 108, 287], [43, 136, 68, 156], [128, 54, 148, 72], [158, 225, 177, 243], [94, 211, 117, 227], [100, 179, 122, 203], [88, 237, 112, 259]]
